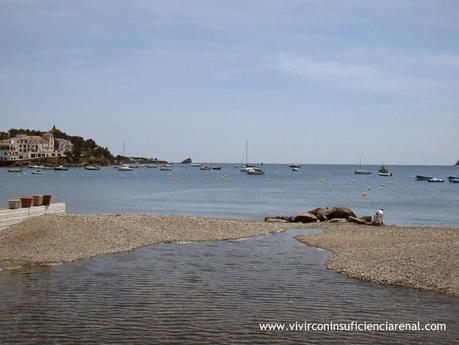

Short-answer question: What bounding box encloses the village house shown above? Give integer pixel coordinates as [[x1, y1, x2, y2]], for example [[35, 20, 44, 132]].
[[0, 132, 73, 162]]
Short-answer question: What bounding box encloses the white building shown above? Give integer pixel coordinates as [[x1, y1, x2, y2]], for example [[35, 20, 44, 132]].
[[0, 132, 73, 162]]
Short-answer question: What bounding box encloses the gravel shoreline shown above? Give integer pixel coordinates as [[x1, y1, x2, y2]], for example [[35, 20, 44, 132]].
[[296, 222, 459, 296], [0, 214, 304, 267], [1, 214, 457, 296]]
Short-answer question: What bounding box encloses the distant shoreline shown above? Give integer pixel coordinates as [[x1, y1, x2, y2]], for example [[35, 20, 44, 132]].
[[0, 214, 457, 296]]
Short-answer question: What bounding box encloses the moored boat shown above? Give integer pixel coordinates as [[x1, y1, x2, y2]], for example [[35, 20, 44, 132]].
[[7, 167, 22, 173], [427, 178, 444, 183], [118, 165, 133, 171], [289, 163, 301, 168], [416, 175, 432, 181], [246, 167, 265, 175], [378, 165, 392, 176], [160, 164, 172, 171], [354, 159, 371, 174], [449, 178, 459, 184], [29, 164, 44, 169], [31, 170, 44, 175], [54, 165, 68, 171], [85, 165, 101, 171]]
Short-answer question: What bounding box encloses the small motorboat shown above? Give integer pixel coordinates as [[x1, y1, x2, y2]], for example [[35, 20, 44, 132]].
[[200, 165, 221, 171], [289, 163, 301, 169], [54, 165, 68, 171], [191, 163, 201, 167], [449, 178, 459, 184], [246, 167, 265, 175], [129, 164, 140, 169], [160, 165, 172, 171], [31, 170, 44, 175], [118, 165, 133, 171], [447, 176, 459, 181], [146, 164, 158, 168], [85, 165, 101, 171], [354, 169, 372, 175], [378, 165, 392, 176], [29, 164, 44, 169], [7, 167, 22, 173], [427, 178, 444, 183], [416, 175, 433, 181]]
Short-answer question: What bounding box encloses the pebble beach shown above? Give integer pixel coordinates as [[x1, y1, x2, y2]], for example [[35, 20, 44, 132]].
[[296, 222, 459, 295]]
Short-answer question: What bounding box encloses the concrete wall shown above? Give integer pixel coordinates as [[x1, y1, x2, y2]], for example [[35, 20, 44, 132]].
[[0, 203, 66, 230]]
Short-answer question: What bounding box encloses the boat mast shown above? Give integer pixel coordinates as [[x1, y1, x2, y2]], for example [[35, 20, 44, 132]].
[[245, 139, 248, 167]]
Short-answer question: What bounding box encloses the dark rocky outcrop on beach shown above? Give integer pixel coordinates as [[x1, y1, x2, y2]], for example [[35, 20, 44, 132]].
[[456, 160, 459, 166], [181, 157, 192, 164], [265, 207, 372, 225]]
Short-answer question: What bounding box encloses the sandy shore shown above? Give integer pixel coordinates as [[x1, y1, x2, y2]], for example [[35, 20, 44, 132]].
[[296, 222, 459, 296], [0, 214, 303, 267]]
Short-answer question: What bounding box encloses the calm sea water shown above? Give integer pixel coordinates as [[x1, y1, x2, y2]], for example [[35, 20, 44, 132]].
[[1, 164, 458, 226], [0, 229, 457, 344]]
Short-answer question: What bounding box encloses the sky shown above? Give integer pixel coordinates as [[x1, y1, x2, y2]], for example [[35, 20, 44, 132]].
[[0, 0, 458, 165]]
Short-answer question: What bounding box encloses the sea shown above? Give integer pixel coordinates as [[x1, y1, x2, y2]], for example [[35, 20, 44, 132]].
[[0, 164, 458, 344], [1, 164, 458, 226]]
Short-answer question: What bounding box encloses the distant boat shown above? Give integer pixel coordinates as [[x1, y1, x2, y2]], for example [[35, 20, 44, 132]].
[[449, 178, 459, 184], [200, 165, 221, 171], [377, 165, 392, 176], [54, 165, 68, 171], [7, 167, 22, 173], [29, 164, 44, 169], [85, 165, 100, 171], [289, 163, 301, 168], [160, 165, 172, 171], [354, 159, 372, 175], [448, 176, 459, 181], [129, 164, 140, 169], [118, 165, 133, 171], [191, 163, 201, 167], [246, 167, 265, 175], [428, 178, 444, 183], [146, 164, 158, 168], [31, 170, 44, 175], [416, 175, 432, 181], [240, 139, 256, 172], [292, 167, 300, 172]]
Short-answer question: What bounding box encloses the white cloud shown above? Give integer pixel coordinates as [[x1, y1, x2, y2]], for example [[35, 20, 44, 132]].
[[271, 55, 455, 96]]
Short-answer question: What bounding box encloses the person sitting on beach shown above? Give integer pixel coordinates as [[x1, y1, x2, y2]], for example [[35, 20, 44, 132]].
[[373, 208, 384, 226]]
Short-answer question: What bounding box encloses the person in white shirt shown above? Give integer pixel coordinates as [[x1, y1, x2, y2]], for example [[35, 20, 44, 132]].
[[373, 208, 384, 225]]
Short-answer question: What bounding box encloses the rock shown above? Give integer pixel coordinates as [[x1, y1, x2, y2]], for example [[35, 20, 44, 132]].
[[181, 158, 192, 164], [456, 160, 459, 166], [360, 216, 373, 223], [264, 216, 294, 223], [348, 216, 371, 225], [309, 207, 356, 221], [329, 218, 348, 223], [327, 207, 356, 219], [293, 212, 318, 223], [264, 218, 289, 223]]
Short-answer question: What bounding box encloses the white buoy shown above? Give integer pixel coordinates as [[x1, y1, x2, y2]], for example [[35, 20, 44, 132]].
[[362, 192, 367, 197]]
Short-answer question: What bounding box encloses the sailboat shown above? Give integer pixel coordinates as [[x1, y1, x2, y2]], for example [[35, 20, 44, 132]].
[[354, 158, 372, 175], [240, 139, 255, 173], [118, 140, 133, 171]]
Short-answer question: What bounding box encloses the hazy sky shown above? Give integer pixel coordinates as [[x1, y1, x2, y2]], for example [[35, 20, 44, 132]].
[[1, 0, 458, 164]]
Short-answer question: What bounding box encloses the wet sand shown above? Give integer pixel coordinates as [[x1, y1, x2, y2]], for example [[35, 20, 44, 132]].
[[296, 222, 459, 295]]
